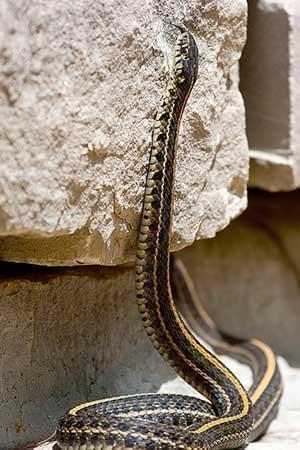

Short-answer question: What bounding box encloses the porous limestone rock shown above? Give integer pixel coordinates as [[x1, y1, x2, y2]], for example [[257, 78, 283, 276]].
[[0, 0, 249, 266], [0, 262, 173, 448], [179, 190, 300, 366], [240, 0, 300, 191]]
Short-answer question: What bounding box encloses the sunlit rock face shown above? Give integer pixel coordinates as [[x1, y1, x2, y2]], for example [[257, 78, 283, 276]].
[[240, 0, 300, 191], [0, 0, 248, 266]]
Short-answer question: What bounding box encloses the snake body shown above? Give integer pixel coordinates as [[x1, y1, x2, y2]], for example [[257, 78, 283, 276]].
[[172, 259, 283, 442], [56, 28, 282, 450]]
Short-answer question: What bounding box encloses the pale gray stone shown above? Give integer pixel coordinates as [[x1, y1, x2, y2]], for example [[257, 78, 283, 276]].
[[179, 190, 300, 366], [0, 262, 174, 448], [0, 0, 248, 265], [240, 0, 300, 191]]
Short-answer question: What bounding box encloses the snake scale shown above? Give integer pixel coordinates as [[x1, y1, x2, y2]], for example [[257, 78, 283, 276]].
[[55, 27, 282, 450]]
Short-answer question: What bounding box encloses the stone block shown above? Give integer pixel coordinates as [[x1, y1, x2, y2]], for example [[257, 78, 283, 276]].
[[240, 0, 300, 191], [0, 262, 174, 448], [0, 0, 248, 265], [179, 190, 300, 365]]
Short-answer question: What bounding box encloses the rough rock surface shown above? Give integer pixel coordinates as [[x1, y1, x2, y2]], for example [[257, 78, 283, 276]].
[[0, 0, 249, 265], [240, 0, 300, 191], [179, 190, 300, 366], [0, 262, 171, 448]]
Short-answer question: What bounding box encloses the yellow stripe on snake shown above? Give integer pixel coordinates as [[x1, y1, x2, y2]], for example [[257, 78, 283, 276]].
[[55, 27, 282, 450]]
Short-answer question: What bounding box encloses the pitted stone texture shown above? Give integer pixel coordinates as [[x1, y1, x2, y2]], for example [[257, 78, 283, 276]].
[[240, 0, 300, 191], [179, 190, 300, 366], [0, 262, 174, 448], [0, 0, 249, 265]]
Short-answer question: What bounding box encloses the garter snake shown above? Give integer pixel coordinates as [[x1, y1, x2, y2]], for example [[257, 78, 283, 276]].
[[55, 27, 282, 449], [172, 259, 283, 442]]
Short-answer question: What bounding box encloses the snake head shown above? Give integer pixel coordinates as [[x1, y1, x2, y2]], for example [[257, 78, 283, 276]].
[[174, 27, 199, 87]]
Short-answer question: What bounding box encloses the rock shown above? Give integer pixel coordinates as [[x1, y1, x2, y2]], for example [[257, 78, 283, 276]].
[[0, 0, 248, 266], [179, 190, 300, 366], [0, 262, 174, 448], [240, 0, 300, 191]]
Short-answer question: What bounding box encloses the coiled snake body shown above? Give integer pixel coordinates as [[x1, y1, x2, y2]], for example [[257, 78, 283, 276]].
[[56, 27, 282, 450]]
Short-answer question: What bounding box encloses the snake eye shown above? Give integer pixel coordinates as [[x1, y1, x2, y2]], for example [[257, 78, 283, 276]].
[[182, 48, 189, 58]]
